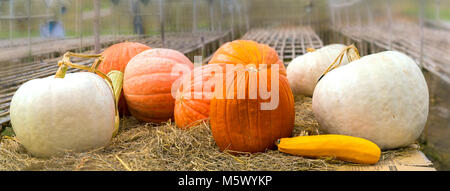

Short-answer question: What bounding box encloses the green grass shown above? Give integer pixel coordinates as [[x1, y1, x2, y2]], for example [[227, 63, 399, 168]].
[[0, 30, 40, 39], [394, 1, 450, 21]]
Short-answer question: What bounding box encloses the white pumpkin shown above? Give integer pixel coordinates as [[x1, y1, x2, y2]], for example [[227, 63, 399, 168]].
[[287, 44, 350, 96], [312, 51, 429, 150], [10, 72, 115, 157]]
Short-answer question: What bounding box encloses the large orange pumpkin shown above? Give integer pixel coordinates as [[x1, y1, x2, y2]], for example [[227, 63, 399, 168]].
[[99, 42, 151, 116], [208, 40, 295, 153], [174, 64, 223, 129], [124, 48, 194, 123]]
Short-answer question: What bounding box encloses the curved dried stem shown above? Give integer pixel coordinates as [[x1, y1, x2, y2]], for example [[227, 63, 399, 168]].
[[317, 44, 360, 82]]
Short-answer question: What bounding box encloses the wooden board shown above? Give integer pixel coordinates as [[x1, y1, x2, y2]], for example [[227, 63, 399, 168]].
[[336, 145, 435, 171]]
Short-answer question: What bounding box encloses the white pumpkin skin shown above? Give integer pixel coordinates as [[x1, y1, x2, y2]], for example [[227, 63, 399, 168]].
[[287, 44, 349, 96], [312, 51, 429, 150], [10, 72, 115, 157]]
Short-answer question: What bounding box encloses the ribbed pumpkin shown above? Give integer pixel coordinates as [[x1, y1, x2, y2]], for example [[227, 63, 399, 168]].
[[174, 64, 222, 129], [124, 48, 194, 123], [208, 40, 295, 153], [99, 42, 151, 115], [208, 40, 287, 76]]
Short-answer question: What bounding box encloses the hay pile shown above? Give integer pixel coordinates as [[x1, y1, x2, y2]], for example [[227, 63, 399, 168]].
[[0, 96, 416, 171]]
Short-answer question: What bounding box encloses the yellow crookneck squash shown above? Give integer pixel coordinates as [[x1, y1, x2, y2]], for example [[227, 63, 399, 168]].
[[277, 134, 381, 164]]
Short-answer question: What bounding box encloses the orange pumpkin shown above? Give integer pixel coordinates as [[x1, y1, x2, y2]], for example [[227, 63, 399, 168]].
[[174, 64, 223, 129], [124, 48, 194, 123], [208, 40, 295, 153], [208, 40, 287, 76], [99, 42, 151, 116]]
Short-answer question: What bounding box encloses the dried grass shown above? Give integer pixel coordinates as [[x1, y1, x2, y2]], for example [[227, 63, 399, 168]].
[[0, 96, 416, 171]]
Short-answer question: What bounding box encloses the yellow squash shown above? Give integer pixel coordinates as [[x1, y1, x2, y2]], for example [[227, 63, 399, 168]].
[[277, 134, 381, 164]]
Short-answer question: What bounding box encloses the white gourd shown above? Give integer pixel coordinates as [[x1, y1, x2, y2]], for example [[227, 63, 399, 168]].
[[287, 44, 350, 96], [312, 51, 429, 150], [9, 53, 122, 157], [10, 72, 115, 157]]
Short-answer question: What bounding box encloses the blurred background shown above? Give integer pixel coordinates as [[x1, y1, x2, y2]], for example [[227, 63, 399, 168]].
[[0, 0, 449, 169]]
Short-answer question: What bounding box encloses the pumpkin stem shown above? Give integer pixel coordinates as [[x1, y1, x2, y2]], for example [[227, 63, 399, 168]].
[[54, 52, 108, 80], [55, 61, 68, 78], [346, 45, 361, 62], [318, 44, 361, 82], [306, 48, 316, 53], [107, 70, 124, 137]]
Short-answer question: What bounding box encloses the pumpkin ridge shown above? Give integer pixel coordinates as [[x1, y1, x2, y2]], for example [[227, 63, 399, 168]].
[[179, 104, 209, 126], [255, 73, 270, 149], [181, 101, 207, 119], [124, 78, 175, 95], [279, 77, 289, 139], [244, 73, 257, 150], [145, 56, 191, 67], [182, 107, 203, 124], [149, 49, 192, 65], [214, 50, 248, 66], [182, 98, 209, 114], [260, 44, 273, 68], [128, 55, 190, 69], [124, 71, 179, 82], [251, 94, 261, 150], [220, 75, 232, 151], [138, 49, 190, 66], [270, 75, 281, 149], [235, 72, 247, 151], [231, 41, 257, 66], [214, 90, 232, 151], [224, 99, 234, 151], [226, 70, 239, 99], [242, 41, 264, 67], [126, 57, 178, 74], [254, 72, 263, 150]]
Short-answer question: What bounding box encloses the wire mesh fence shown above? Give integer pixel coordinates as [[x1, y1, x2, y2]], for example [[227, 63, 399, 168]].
[[0, 0, 249, 59], [327, 0, 450, 79]]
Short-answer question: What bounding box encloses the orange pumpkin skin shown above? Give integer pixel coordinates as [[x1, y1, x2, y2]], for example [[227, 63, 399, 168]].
[[210, 69, 295, 153], [174, 64, 223, 129], [208, 40, 287, 76], [208, 40, 295, 153], [124, 48, 194, 123], [99, 42, 151, 116]]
